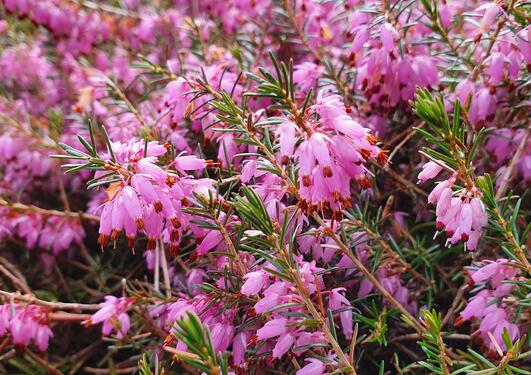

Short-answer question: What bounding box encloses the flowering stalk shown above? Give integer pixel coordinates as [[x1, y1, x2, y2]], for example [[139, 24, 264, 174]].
[[413, 88, 530, 273], [1, 0, 530, 372], [233, 186, 356, 373], [242, 59, 426, 333]]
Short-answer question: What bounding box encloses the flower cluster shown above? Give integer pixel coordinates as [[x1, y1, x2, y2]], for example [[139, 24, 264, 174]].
[[421, 165, 488, 251], [277, 92, 383, 212], [0, 304, 53, 351], [95, 139, 214, 252], [0, 0, 529, 373], [88, 296, 134, 339], [458, 259, 522, 352]]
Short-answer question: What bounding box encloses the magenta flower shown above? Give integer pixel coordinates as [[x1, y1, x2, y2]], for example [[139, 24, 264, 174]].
[[0, 304, 53, 351], [328, 288, 353, 339], [272, 332, 296, 358], [256, 318, 287, 340], [426, 174, 487, 251], [417, 161, 444, 184], [90, 296, 134, 339], [241, 271, 268, 296], [297, 358, 326, 375]]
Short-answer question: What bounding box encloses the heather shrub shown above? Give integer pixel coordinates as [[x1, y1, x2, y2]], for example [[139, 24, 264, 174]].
[[0, 0, 529, 374]]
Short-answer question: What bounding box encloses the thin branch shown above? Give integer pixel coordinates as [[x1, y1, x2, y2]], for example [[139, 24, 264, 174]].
[[0, 290, 100, 311], [0, 199, 100, 222], [496, 127, 529, 200]]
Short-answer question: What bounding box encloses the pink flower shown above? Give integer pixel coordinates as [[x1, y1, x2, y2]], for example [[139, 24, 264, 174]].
[[428, 179, 451, 204], [163, 77, 191, 124], [293, 62, 324, 92], [352, 25, 369, 53], [196, 230, 223, 255], [479, 3, 501, 33], [173, 154, 207, 173], [254, 290, 282, 314], [417, 161, 444, 183], [380, 23, 398, 51], [329, 288, 353, 338], [278, 120, 298, 164], [241, 271, 268, 296], [428, 176, 487, 250], [256, 318, 287, 340], [460, 290, 490, 320], [210, 322, 235, 352], [272, 332, 296, 358], [90, 296, 134, 339], [297, 358, 326, 375], [487, 53, 505, 85], [232, 331, 249, 364], [0, 304, 52, 351]]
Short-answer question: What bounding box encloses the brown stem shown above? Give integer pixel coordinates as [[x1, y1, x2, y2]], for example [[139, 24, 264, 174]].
[[496, 127, 529, 200], [274, 238, 357, 374], [492, 208, 531, 274], [103, 76, 149, 129], [215, 216, 247, 276], [0, 263, 32, 294], [311, 213, 425, 334], [24, 347, 63, 375], [48, 312, 92, 321], [359, 224, 432, 287], [0, 290, 101, 311], [442, 284, 469, 327], [0, 199, 100, 222]]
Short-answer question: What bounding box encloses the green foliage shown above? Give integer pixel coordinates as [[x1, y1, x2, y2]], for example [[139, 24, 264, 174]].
[[246, 52, 297, 103], [417, 309, 452, 375], [412, 88, 487, 175], [412, 88, 463, 171], [50, 119, 124, 187], [476, 174, 529, 270], [170, 311, 228, 375], [459, 333, 530, 375], [232, 186, 274, 236], [411, 310, 531, 375]]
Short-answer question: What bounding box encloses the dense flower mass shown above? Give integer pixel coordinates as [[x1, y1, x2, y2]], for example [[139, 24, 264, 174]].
[[0, 304, 53, 351], [0, 0, 529, 374]]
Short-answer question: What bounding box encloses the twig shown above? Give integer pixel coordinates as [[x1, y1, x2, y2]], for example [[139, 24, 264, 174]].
[[0, 290, 100, 311], [24, 348, 63, 375], [83, 366, 138, 374], [101, 75, 149, 129], [214, 215, 247, 276], [387, 123, 424, 162], [377, 162, 428, 197], [159, 240, 172, 298], [496, 127, 529, 199], [0, 199, 100, 222], [312, 213, 425, 335], [154, 242, 161, 293], [48, 312, 92, 321], [273, 238, 357, 374], [0, 263, 32, 294], [358, 223, 432, 287], [442, 284, 469, 327], [0, 348, 16, 362]]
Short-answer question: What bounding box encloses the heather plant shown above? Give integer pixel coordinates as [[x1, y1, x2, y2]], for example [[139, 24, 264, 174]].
[[0, 0, 529, 374]]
